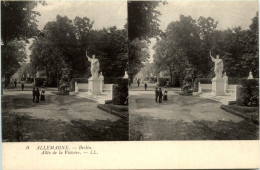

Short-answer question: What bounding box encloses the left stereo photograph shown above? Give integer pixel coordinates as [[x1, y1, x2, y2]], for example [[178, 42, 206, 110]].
[[1, 1, 129, 142]]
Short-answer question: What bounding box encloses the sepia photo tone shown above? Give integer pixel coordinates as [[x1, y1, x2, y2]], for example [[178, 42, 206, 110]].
[[128, 1, 259, 140], [1, 0, 259, 169], [1, 1, 129, 142]]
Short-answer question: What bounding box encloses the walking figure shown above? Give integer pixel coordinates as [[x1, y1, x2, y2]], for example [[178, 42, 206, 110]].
[[40, 87, 45, 101], [158, 88, 163, 103], [163, 87, 168, 101], [155, 87, 159, 103], [137, 79, 140, 87], [14, 79, 17, 88], [144, 83, 147, 91], [21, 83, 24, 91], [35, 88, 40, 103], [32, 87, 36, 102]]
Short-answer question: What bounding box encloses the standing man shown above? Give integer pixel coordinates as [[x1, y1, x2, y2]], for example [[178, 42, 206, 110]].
[[144, 83, 147, 91], [32, 87, 36, 102], [14, 79, 17, 88], [158, 88, 163, 103], [137, 79, 140, 87], [35, 88, 40, 103], [21, 83, 24, 91], [155, 87, 159, 103]]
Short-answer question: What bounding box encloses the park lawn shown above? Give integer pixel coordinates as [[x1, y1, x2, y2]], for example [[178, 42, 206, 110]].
[[221, 104, 259, 124]]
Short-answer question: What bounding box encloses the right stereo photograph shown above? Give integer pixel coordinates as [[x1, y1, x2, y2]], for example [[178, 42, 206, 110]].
[[128, 1, 259, 141]]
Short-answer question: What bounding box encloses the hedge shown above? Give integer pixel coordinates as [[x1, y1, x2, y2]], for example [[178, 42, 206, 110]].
[[35, 78, 46, 87], [70, 78, 88, 91], [158, 78, 169, 87], [112, 79, 128, 105], [193, 78, 212, 92], [237, 79, 259, 107]]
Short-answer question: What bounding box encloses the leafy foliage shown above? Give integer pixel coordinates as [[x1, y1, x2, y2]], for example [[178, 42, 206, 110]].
[[30, 15, 127, 88], [128, 1, 164, 82], [112, 79, 128, 105], [1, 1, 44, 87], [1, 1, 44, 44], [237, 79, 259, 107], [154, 13, 259, 85], [128, 1, 162, 41], [2, 40, 26, 86]]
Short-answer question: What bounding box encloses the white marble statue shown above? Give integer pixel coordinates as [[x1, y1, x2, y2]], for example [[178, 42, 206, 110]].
[[223, 72, 228, 81], [123, 71, 128, 79], [99, 72, 104, 80], [210, 51, 224, 79], [248, 71, 254, 79], [86, 51, 100, 78]]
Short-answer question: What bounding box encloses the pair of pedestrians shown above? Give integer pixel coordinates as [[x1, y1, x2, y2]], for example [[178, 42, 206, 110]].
[[155, 87, 168, 103], [32, 87, 45, 103]]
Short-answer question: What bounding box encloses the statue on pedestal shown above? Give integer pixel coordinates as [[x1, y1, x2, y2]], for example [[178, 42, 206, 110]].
[[210, 51, 223, 79], [86, 51, 100, 78]]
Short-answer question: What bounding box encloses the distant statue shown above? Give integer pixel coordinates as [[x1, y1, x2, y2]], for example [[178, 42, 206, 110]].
[[248, 71, 254, 79], [123, 71, 128, 79], [99, 72, 104, 80], [210, 51, 224, 79], [223, 72, 228, 82], [86, 51, 100, 78]]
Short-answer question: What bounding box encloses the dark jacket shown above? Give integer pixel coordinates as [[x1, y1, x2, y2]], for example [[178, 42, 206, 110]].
[[159, 90, 163, 97], [155, 89, 159, 96], [32, 89, 36, 96], [36, 90, 40, 97]]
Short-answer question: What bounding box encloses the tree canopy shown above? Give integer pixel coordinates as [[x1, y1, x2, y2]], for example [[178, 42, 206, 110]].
[[1, 1, 44, 86], [1, 1, 45, 44], [30, 15, 128, 86], [128, 1, 165, 82], [153, 13, 259, 86]]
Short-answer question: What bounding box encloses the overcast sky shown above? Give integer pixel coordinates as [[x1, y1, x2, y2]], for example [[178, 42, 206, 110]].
[[26, 1, 258, 62], [25, 1, 127, 60], [148, 0, 258, 62], [35, 1, 127, 30]]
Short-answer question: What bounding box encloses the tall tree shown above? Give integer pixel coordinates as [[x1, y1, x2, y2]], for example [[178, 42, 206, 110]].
[[128, 1, 165, 82], [1, 1, 44, 87], [1, 1, 45, 44], [2, 40, 26, 87]]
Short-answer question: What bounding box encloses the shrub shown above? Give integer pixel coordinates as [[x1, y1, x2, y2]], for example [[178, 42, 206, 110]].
[[70, 78, 89, 91], [35, 78, 46, 87], [181, 75, 193, 95], [112, 79, 128, 105], [228, 77, 243, 85], [237, 79, 259, 107], [158, 78, 169, 86], [104, 77, 118, 84], [193, 78, 212, 92]]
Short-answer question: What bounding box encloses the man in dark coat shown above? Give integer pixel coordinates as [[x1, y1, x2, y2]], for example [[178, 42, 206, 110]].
[[35, 88, 40, 103], [144, 83, 147, 91], [137, 79, 140, 87], [158, 88, 163, 103], [21, 83, 24, 91], [155, 87, 159, 103], [32, 87, 36, 102], [14, 79, 17, 87]]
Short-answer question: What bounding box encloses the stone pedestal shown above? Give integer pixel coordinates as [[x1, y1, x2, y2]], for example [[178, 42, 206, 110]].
[[88, 77, 102, 95], [75, 81, 79, 92], [211, 78, 225, 96]]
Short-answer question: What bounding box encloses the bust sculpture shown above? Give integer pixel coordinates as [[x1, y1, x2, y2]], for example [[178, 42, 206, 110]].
[[210, 51, 224, 79], [86, 51, 100, 78], [248, 71, 254, 79]]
